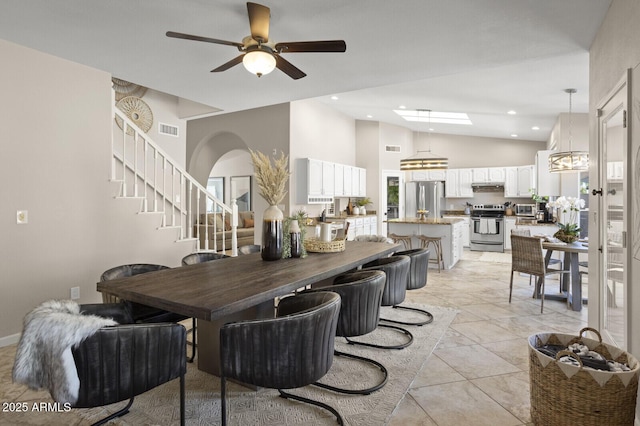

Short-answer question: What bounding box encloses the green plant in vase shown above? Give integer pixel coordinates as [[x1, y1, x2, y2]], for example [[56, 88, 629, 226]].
[[282, 209, 308, 259], [547, 196, 585, 243], [356, 197, 372, 215]]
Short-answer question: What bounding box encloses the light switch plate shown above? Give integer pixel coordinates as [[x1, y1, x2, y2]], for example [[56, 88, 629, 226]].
[[17, 210, 28, 224]]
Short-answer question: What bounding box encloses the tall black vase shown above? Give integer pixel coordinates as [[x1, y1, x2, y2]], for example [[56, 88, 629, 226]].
[[262, 205, 283, 261]]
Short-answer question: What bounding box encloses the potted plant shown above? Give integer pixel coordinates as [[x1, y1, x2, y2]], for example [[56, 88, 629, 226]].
[[547, 196, 585, 243], [356, 197, 372, 215]]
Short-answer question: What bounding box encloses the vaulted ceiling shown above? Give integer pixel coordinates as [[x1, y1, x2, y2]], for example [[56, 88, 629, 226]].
[[0, 0, 611, 141]]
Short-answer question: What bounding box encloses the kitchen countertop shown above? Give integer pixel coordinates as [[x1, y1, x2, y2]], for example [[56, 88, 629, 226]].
[[386, 217, 465, 225]]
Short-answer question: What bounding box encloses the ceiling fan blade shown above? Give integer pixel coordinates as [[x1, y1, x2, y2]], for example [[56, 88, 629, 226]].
[[211, 55, 245, 72], [274, 55, 306, 80], [275, 40, 347, 53], [166, 31, 243, 49], [247, 2, 270, 42]]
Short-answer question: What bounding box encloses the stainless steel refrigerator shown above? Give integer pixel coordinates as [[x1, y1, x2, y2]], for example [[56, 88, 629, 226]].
[[405, 181, 445, 219]]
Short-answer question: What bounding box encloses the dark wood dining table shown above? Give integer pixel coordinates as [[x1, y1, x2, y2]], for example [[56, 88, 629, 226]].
[[542, 241, 589, 311], [97, 240, 400, 375]]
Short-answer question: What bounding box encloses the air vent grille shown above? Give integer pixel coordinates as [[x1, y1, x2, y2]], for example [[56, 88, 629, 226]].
[[159, 122, 179, 137], [385, 145, 401, 153]]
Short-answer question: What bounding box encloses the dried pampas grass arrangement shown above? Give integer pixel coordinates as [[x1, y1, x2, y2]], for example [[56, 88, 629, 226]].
[[249, 149, 290, 205]]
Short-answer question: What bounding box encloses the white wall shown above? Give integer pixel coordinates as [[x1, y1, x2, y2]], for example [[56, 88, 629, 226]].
[[142, 89, 187, 167], [209, 149, 253, 206], [589, 0, 640, 364], [0, 40, 194, 343], [414, 132, 546, 168], [289, 99, 356, 217]]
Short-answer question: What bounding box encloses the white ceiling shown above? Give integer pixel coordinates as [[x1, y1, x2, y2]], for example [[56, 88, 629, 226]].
[[0, 0, 611, 142]]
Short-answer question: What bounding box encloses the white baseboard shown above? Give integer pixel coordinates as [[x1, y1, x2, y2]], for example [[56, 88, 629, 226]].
[[0, 333, 20, 347]]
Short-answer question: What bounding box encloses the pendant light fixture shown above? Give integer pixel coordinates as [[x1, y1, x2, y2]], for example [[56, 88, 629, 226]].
[[548, 89, 589, 173], [400, 109, 449, 171]]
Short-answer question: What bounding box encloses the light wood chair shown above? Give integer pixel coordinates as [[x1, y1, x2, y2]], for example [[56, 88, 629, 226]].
[[417, 235, 444, 272], [388, 233, 412, 250], [509, 234, 567, 313]]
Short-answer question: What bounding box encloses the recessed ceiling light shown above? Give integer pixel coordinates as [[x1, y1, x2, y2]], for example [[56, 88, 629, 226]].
[[532, 126, 540, 130], [330, 95, 339, 101], [398, 105, 406, 109], [507, 110, 517, 115], [511, 134, 518, 138], [393, 110, 472, 125], [366, 114, 373, 119], [429, 128, 434, 132]]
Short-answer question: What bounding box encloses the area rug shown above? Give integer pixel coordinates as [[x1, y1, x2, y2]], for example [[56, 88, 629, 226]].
[[79, 303, 457, 426], [478, 251, 512, 264]]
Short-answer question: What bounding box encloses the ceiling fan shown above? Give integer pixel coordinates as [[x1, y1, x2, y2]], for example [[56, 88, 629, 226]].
[[166, 2, 346, 80]]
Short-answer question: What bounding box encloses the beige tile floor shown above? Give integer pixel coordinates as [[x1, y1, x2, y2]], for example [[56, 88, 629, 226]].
[[0, 249, 587, 425], [389, 249, 588, 426]]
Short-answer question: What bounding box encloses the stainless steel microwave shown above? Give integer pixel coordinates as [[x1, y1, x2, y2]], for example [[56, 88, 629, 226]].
[[515, 204, 536, 216]]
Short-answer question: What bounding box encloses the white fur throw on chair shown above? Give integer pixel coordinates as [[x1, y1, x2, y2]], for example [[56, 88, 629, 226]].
[[12, 299, 116, 404]]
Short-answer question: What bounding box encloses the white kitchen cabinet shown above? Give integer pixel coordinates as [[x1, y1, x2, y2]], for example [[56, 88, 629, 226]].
[[344, 165, 353, 196], [472, 168, 489, 182], [505, 165, 535, 197], [517, 165, 535, 196], [535, 150, 559, 196], [488, 167, 506, 182], [369, 216, 378, 234], [451, 220, 465, 265], [411, 170, 446, 181], [297, 158, 335, 204], [351, 167, 360, 196], [444, 215, 470, 247], [334, 163, 344, 196], [359, 168, 367, 197], [445, 168, 473, 198], [504, 217, 517, 249]]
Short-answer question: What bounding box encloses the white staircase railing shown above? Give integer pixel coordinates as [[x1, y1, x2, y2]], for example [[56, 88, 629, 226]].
[[111, 107, 238, 256]]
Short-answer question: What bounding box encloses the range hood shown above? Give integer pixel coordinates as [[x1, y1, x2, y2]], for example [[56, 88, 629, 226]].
[[471, 182, 505, 193]]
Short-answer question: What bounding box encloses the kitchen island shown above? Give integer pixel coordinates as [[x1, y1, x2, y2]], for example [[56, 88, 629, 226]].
[[387, 217, 466, 269]]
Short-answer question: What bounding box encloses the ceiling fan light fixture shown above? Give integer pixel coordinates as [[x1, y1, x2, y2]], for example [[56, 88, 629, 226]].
[[242, 49, 276, 77]]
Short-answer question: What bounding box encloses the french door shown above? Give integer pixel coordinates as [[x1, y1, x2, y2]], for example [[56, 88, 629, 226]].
[[597, 74, 629, 349]]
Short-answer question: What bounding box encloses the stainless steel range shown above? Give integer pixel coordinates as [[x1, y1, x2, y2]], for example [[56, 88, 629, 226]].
[[469, 204, 505, 252]]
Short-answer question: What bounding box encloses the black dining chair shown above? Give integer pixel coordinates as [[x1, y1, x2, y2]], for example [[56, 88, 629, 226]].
[[385, 248, 434, 326], [238, 244, 261, 255], [357, 255, 414, 349], [13, 301, 186, 426], [100, 264, 196, 361], [304, 270, 388, 395], [220, 291, 343, 425], [181, 252, 229, 265], [180, 253, 230, 362]]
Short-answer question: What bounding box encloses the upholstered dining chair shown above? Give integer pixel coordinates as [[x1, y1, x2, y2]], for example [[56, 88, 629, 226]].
[[386, 248, 434, 326], [509, 234, 567, 313], [237, 244, 261, 255], [179, 253, 229, 361], [13, 301, 186, 426], [181, 252, 229, 265], [304, 270, 388, 395], [220, 291, 342, 425], [100, 264, 195, 361], [358, 255, 414, 349]]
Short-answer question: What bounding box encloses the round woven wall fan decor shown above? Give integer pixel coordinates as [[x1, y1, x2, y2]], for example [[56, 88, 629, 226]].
[[112, 78, 148, 101], [115, 96, 153, 135]]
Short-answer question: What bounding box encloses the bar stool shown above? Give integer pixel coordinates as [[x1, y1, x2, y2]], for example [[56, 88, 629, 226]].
[[418, 235, 444, 272], [388, 233, 412, 250]]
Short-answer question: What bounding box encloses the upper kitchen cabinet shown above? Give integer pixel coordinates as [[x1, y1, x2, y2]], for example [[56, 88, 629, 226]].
[[358, 168, 367, 197], [411, 170, 446, 181], [297, 158, 334, 204], [334, 163, 345, 196], [504, 165, 535, 197], [535, 150, 560, 196], [472, 167, 505, 182], [446, 168, 473, 198]]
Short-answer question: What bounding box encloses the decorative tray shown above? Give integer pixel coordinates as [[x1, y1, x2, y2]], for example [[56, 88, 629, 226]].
[[304, 237, 346, 253]]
